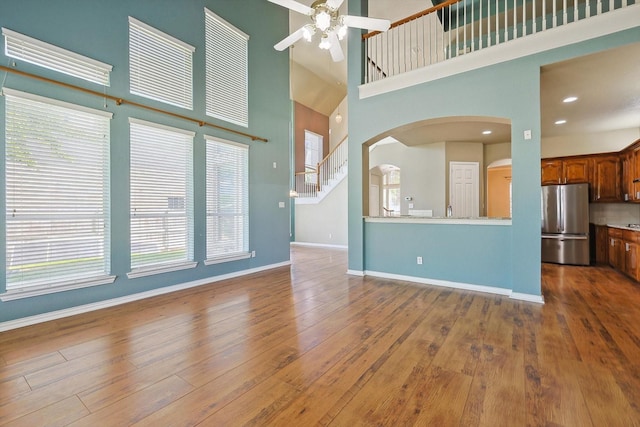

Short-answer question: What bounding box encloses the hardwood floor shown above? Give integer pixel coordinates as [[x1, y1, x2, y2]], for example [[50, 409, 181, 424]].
[[1, 245, 639, 426]]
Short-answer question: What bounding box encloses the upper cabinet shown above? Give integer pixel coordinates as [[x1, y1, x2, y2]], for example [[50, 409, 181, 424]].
[[621, 140, 640, 202], [591, 155, 621, 202], [541, 138, 640, 204], [541, 158, 589, 185], [541, 153, 621, 202]]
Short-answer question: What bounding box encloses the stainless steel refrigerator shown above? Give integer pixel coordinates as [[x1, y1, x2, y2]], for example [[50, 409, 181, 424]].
[[541, 183, 590, 265]]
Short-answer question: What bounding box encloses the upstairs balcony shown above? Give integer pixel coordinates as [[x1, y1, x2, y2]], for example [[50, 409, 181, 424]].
[[360, 0, 638, 95]]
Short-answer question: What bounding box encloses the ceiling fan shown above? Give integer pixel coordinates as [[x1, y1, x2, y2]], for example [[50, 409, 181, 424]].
[[269, 0, 391, 62]]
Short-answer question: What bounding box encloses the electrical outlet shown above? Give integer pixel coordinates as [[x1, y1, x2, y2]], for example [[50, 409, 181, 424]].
[[251, 250, 256, 257], [417, 256, 423, 265], [329, 233, 332, 239]]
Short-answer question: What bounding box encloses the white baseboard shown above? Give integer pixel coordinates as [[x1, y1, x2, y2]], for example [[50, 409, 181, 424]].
[[0, 260, 291, 333], [364, 270, 544, 303], [510, 292, 545, 304], [346, 269, 365, 277], [290, 241, 348, 250]]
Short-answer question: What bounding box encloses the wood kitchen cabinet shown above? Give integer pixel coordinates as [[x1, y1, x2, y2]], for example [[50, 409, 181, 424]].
[[621, 151, 636, 201], [608, 228, 624, 271], [623, 230, 639, 281], [541, 157, 590, 185], [594, 225, 609, 264], [541, 159, 563, 185], [591, 155, 621, 202]]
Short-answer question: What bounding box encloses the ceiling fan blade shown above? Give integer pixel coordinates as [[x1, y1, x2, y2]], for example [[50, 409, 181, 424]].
[[327, 32, 344, 62], [325, 0, 345, 9], [267, 0, 313, 15], [274, 27, 305, 51], [343, 15, 391, 32]]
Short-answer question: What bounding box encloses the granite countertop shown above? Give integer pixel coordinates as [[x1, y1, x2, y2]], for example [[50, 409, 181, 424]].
[[606, 224, 640, 231], [364, 216, 512, 226]]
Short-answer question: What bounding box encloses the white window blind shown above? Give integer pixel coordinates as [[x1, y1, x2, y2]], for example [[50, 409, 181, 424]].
[[4, 88, 114, 297], [205, 8, 249, 127], [205, 136, 249, 261], [129, 118, 195, 275], [128, 17, 194, 110], [3, 28, 112, 86]]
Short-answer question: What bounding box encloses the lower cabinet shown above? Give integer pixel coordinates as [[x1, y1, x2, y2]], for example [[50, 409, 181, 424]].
[[594, 225, 609, 264], [607, 227, 640, 281], [608, 228, 625, 271], [623, 230, 640, 281]]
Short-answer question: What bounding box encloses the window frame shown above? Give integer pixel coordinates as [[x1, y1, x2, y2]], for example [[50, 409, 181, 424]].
[[2, 88, 115, 301], [127, 118, 196, 279], [128, 17, 195, 110], [204, 135, 250, 264], [204, 8, 249, 127], [2, 27, 113, 86]]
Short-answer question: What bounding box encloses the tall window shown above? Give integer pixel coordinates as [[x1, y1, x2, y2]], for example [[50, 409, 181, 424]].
[[205, 136, 249, 262], [383, 168, 401, 216], [304, 130, 323, 171], [129, 17, 195, 109], [205, 8, 249, 127], [4, 89, 113, 298], [128, 118, 195, 277]]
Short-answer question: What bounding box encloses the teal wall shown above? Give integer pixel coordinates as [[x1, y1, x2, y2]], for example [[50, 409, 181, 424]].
[[0, 0, 291, 322], [348, 0, 640, 296]]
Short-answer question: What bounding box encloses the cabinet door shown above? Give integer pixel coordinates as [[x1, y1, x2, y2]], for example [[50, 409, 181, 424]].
[[592, 155, 621, 202], [595, 225, 609, 264], [633, 148, 640, 201], [563, 158, 590, 184], [541, 160, 562, 185], [624, 241, 638, 280], [622, 152, 634, 201]]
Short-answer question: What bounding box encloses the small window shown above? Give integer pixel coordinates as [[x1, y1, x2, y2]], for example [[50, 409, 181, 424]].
[[205, 8, 249, 127], [383, 168, 401, 216], [205, 136, 249, 262], [3, 88, 114, 299], [3, 28, 112, 85], [128, 118, 195, 277], [128, 17, 195, 109]]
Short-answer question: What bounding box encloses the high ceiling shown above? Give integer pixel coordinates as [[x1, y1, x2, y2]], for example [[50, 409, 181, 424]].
[[277, 1, 640, 142]]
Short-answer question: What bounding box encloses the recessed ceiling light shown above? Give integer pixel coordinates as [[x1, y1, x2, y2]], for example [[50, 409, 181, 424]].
[[555, 119, 567, 125], [563, 96, 578, 103], [482, 130, 492, 135]]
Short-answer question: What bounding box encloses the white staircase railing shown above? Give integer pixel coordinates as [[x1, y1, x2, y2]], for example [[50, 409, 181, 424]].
[[363, 0, 637, 84], [295, 136, 348, 199]]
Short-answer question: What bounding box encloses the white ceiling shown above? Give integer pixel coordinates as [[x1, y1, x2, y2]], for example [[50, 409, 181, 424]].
[[277, 1, 640, 143]]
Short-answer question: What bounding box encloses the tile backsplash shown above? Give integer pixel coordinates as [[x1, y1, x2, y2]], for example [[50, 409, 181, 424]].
[[590, 203, 640, 225]]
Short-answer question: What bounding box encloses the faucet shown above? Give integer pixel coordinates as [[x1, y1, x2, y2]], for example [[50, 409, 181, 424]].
[[446, 205, 452, 217]]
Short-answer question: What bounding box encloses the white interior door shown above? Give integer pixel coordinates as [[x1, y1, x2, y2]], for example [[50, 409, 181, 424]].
[[450, 162, 479, 217], [369, 184, 380, 217]]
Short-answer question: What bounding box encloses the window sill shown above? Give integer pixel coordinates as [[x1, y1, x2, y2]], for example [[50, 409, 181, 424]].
[[127, 261, 198, 279], [204, 252, 251, 265], [0, 275, 117, 301]]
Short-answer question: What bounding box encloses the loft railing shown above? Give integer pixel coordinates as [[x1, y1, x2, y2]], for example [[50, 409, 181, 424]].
[[295, 135, 348, 198], [363, 0, 637, 83]]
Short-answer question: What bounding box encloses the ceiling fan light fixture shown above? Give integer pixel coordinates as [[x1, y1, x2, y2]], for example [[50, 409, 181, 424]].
[[336, 23, 347, 40], [319, 35, 331, 50], [302, 25, 314, 42], [314, 10, 332, 31]]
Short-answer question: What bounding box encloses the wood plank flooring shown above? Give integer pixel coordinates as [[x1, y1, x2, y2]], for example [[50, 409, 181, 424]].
[[1, 245, 639, 426]]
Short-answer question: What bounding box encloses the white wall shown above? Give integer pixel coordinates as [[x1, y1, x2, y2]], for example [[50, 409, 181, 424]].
[[294, 176, 348, 246], [541, 127, 640, 158], [369, 141, 446, 216]]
